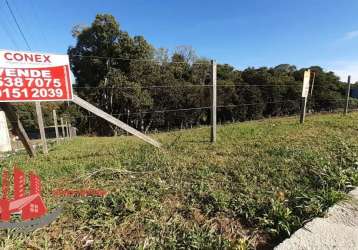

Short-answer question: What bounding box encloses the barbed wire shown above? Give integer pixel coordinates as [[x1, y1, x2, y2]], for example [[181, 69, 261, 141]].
[[46, 100, 304, 120], [72, 84, 303, 90], [6, 100, 300, 122], [11, 98, 351, 116], [4, 99, 355, 127]]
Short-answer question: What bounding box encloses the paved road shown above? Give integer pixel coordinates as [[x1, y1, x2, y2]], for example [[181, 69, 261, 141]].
[[276, 188, 358, 250]]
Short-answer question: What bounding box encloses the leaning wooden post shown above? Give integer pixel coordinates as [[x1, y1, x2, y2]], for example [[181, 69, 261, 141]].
[[72, 95, 161, 147], [60, 117, 66, 138], [0, 103, 35, 157], [35, 102, 48, 154], [344, 75, 352, 115], [300, 70, 311, 124], [52, 110, 59, 142], [211, 60, 217, 143], [310, 72, 316, 97]]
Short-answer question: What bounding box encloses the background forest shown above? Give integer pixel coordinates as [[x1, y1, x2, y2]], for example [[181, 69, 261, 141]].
[[14, 14, 357, 136]]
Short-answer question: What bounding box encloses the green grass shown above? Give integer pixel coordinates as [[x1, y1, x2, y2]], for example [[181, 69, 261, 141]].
[[1, 113, 358, 249]]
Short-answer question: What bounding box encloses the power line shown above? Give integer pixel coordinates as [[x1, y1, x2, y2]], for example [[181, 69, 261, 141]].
[[0, 18, 19, 49], [0, 4, 19, 49], [4, 0, 31, 50], [28, 0, 49, 46]]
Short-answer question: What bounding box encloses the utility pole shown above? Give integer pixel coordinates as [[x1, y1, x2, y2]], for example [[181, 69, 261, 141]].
[[211, 60, 217, 143], [35, 102, 48, 154], [344, 75, 352, 115]]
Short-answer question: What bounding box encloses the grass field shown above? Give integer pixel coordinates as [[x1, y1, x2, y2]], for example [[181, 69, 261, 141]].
[[0, 113, 358, 249]]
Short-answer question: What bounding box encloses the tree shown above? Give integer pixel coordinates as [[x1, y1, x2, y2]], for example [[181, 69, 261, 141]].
[[68, 14, 155, 135], [59, 14, 349, 135]]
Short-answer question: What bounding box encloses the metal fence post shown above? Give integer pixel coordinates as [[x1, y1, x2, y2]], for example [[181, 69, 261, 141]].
[[211, 60, 217, 143], [344, 75, 352, 115]]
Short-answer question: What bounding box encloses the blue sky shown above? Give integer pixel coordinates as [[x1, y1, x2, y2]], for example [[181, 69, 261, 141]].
[[1, 0, 357, 81]]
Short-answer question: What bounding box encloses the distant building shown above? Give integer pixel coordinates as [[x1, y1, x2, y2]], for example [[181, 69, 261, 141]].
[[351, 88, 358, 99]]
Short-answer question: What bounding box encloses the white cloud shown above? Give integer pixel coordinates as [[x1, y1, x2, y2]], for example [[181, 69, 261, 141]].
[[324, 61, 358, 83], [343, 30, 358, 40]]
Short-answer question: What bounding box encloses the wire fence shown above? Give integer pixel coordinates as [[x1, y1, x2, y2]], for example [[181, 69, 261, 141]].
[[1, 53, 356, 151], [5, 90, 356, 134], [1, 91, 356, 156]]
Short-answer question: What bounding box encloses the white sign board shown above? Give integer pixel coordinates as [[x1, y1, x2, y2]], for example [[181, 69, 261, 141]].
[[302, 70, 311, 98], [0, 111, 12, 152], [0, 49, 73, 102]]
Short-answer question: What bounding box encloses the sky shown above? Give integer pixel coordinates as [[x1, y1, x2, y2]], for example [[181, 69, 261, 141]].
[[0, 0, 357, 82]]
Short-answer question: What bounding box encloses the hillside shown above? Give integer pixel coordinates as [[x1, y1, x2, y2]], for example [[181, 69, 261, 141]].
[[1, 113, 358, 249]]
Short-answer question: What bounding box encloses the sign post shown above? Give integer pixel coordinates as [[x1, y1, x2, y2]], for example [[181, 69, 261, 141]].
[[300, 70, 311, 124]]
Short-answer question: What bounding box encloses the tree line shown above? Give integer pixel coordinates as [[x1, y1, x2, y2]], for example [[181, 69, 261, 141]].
[[14, 14, 356, 136]]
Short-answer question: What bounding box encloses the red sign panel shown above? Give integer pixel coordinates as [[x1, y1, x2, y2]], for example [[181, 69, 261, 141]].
[[0, 50, 73, 102]]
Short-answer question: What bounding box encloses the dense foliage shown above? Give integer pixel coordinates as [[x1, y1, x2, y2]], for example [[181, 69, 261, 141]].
[[15, 14, 353, 135]]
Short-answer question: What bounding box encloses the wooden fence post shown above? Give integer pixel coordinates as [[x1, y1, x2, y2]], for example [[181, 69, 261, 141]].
[[68, 120, 72, 139], [35, 102, 48, 154], [344, 75, 352, 115], [211, 60, 217, 143], [65, 121, 70, 139], [53, 110, 59, 142], [60, 117, 66, 138], [300, 97, 307, 124]]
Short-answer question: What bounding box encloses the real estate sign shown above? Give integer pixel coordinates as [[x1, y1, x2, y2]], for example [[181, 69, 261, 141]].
[[302, 70, 311, 98], [0, 50, 73, 102]]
